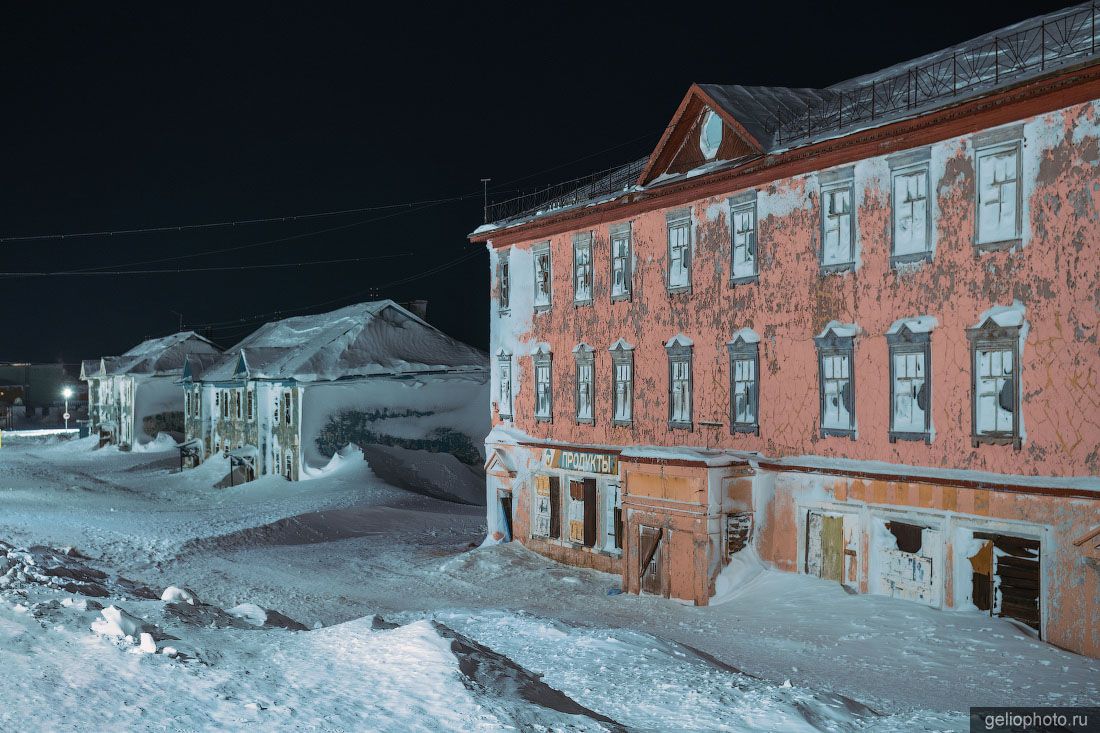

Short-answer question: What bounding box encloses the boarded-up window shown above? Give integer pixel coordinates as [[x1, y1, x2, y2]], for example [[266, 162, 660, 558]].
[[549, 477, 561, 540]]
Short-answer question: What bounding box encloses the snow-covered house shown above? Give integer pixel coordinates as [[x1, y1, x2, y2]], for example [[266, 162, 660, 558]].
[[470, 4, 1100, 658], [181, 300, 488, 482], [81, 332, 221, 449]]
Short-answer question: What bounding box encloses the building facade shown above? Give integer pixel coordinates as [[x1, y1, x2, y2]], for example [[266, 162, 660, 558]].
[[473, 4, 1100, 657]]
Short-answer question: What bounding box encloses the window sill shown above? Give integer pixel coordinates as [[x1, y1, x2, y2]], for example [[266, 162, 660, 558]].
[[971, 434, 1022, 450], [974, 238, 1022, 254], [668, 421, 693, 431], [498, 308, 510, 316], [666, 285, 692, 295], [890, 251, 932, 268], [534, 415, 553, 424], [889, 430, 930, 444], [575, 417, 595, 426], [533, 305, 552, 313], [819, 262, 855, 275], [731, 423, 759, 435], [612, 419, 633, 428], [573, 299, 593, 308], [610, 293, 632, 303], [729, 274, 759, 286], [821, 427, 856, 440]]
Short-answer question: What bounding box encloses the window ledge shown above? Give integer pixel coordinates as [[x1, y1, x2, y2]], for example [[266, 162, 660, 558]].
[[666, 286, 692, 295], [668, 421, 693, 431], [533, 305, 552, 313], [819, 262, 855, 275], [821, 427, 856, 440], [729, 274, 759, 286], [974, 238, 1022, 254], [575, 417, 595, 426], [573, 300, 593, 308], [971, 434, 1022, 450], [610, 293, 632, 303], [890, 251, 932, 268], [731, 423, 759, 435], [498, 308, 511, 316], [612, 419, 633, 428], [534, 415, 553, 423], [889, 430, 930, 444]]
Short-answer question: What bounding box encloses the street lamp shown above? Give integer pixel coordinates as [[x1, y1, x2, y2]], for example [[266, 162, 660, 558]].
[[62, 387, 73, 429]]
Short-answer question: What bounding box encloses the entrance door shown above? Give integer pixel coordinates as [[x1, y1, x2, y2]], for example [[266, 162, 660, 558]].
[[806, 512, 844, 582], [971, 533, 1041, 634], [582, 478, 597, 547], [878, 520, 941, 606], [499, 494, 513, 542], [639, 526, 665, 596]]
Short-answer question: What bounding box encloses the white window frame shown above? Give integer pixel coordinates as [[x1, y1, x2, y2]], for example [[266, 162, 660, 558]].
[[498, 251, 510, 313], [666, 209, 691, 292], [889, 147, 933, 266], [573, 344, 594, 424], [573, 232, 593, 305], [819, 167, 855, 272], [729, 191, 758, 284], [610, 341, 634, 426], [609, 222, 632, 301], [533, 348, 553, 422], [973, 125, 1024, 251], [887, 325, 932, 443], [966, 318, 1022, 449], [533, 242, 552, 310], [497, 353, 512, 419]]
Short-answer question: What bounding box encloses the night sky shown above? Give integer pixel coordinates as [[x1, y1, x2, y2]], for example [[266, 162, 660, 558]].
[[0, 2, 1073, 369]]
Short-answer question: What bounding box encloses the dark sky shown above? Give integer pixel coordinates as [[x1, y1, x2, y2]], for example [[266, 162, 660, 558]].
[[0, 1, 1073, 368]]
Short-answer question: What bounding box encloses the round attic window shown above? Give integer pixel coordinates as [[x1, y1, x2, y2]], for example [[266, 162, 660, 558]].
[[699, 110, 722, 159]]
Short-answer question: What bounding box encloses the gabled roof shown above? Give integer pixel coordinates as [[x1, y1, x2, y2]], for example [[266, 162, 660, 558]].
[[199, 300, 487, 383], [181, 352, 229, 382], [79, 359, 101, 380], [104, 331, 221, 377]]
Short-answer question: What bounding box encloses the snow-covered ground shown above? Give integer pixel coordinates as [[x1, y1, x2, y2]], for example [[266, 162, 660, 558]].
[[0, 434, 1096, 731]]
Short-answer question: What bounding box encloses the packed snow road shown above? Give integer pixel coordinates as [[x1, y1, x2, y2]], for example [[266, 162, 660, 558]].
[[0, 435, 1096, 732]]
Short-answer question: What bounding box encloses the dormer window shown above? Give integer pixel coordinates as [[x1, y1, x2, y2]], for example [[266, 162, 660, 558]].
[[699, 109, 722, 160]]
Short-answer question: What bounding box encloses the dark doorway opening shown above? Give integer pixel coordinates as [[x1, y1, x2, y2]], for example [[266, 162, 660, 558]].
[[499, 494, 513, 542], [972, 533, 1041, 634], [582, 478, 597, 547]]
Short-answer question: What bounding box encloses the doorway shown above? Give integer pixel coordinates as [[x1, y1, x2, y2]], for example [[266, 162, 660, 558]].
[[970, 533, 1041, 634], [639, 525, 665, 596], [499, 494, 513, 542]]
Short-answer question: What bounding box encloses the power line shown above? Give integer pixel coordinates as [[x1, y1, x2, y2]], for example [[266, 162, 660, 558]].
[[0, 252, 413, 277]]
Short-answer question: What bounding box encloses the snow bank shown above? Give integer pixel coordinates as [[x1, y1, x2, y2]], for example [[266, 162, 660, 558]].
[[91, 605, 150, 638], [711, 547, 767, 604], [160, 586, 198, 605], [130, 432, 178, 453], [356, 444, 485, 505], [299, 443, 367, 480], [226, 603, 267, 626]]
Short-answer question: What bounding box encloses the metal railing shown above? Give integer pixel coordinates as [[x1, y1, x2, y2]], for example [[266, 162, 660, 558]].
[[485, 157, 648, 224], [765, 3, 1099, 147]]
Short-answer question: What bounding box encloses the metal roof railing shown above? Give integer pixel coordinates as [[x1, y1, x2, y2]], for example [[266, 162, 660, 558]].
[[485, 157, 648, 224]]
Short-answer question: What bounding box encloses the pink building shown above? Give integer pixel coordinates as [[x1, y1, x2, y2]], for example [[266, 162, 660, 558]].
[[473, 4, 1100, 657]]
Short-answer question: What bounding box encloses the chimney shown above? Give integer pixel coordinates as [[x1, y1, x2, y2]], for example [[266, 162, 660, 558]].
[[405, 299, 429, 320]]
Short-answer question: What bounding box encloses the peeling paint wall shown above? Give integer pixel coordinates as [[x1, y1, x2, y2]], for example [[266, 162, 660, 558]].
[[489, 99, 1100, 478]]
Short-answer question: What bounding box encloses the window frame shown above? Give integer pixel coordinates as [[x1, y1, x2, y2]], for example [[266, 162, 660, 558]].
[[728, 191, 759, 285], [609, 222, 633, 302], [966, 318, 1022, 449], [498, 250, 510, 313], [532, 241, 552, 311], [973, 125, 1024, 253], [609, 341, 634, 427], [727, 335, 760, 435], [818, 167, 856, 273], [886, 325, 932, 443], [573, 344, 595, 425], [496, 352, 512, 420], [665, 339, 693, 430], [572, 232, 594, 306], [533, 348, 553, 423], [814, 327, 856, 439], [665, 209, 692, 293], [888, 147, 933, 267], [283, 390, 292, 426]]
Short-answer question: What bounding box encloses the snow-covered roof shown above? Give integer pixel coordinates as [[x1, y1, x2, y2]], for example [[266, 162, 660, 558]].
[[665, 333, 694, 348], [886, 316, 938, 335], [973, 300, 1027, 329], [608, 338, 634, 351], [199, 300, 486, 383], [103, 332, 220, 378], [727, 327, 761, 345], [817, 321, 859, 339], [181, 352, 229, 382], [79, 359, 101, 380]]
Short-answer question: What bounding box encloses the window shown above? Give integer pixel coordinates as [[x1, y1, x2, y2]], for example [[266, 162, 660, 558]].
[[815, 323, 857, 438], [273, 394, 280, 424], [887, 320, 932, 442], [533, 242, 551, 310], [283, 391, 292, 425], [609, 223, 632, 300], [246, 389, 254, 421], [498, 252, 510, 312], [604, 483, 623, 553], [533, 475, 560, 538], [235, 390, 242, 420], [185, 393, 191, 417], [665, 335, 693, 429], [497, 352, 512, 419], [974, 126, 1023, 249], [284, 452, 293, 479], [573, 344, 594, 424], [609, 339, 634, 426], [533, 347, 552, 422], [966, 312, 1023, 449], [888, 147, 932, 265], [221, 391, 229, 419], [727, 330, 760, 434], [573, 233, 593, 305], [729, 192, 758, 283], [699, 109, 723, 159], [820, 168, 855, 270], [666, 209, 691, 291]]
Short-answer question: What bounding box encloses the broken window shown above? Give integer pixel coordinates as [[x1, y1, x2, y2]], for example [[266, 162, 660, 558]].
[[820, 176, 855, 269], [573, 232, 593, 305], [221, 390, 229, 419], [609, 341, 634, 426], [532, 242, 551, 309], [497, 353, 512, 419], [728, 332, 760, 434], [666, 339, 692, 429], [976, 144, 1021, 247], [498, 253, 510, 312], [573, 344, 594, 424], [235, 390, 242, 420], [887, 323, 931, 442], [878, 520, 941, 606], [892, 165, 931, 262], [966, 317, 1022, 448], [533, 348, 552, 422], [815, 325, 856, 438], [609, 222, 632, 300], [666, 209, 691, 290], [729, 193, 758, 282]]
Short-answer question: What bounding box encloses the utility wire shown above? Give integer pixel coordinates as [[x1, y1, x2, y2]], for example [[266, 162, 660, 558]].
[[0, 252, 413, 277]]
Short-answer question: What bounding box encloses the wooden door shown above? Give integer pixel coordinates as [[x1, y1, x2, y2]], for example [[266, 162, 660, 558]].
[[582, 479, 597, 547], [639, 526, 664, 596], [807, 512, 844, 582], [548, 477, 561, 540]]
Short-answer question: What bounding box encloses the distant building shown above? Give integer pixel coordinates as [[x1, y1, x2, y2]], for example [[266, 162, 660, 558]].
[[81, 332, 220, 448], [181, 300, 488, 482], [0, 362, 79, 429], [471, 5, 1100, 657]]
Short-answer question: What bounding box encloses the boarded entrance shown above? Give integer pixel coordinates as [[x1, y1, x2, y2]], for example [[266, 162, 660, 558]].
[[806, 511, 858, 589], [639, 526, 664, 596], [971, 533, 1041, 634], [878, 520, 941, 606]]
